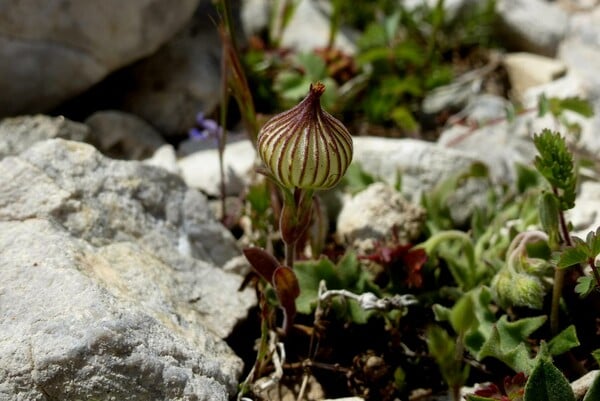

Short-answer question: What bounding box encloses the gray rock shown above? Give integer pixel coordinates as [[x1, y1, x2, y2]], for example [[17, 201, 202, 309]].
[[0, 0, 200, 117], [336, 182, 425, 249], [351, 137, 482, 203], [495, 0, 568, 56], [123, 2, 223, 136], [559, 38, 600, 101], [566, 6, 600, 49], [0, 115, 90, 159], [437, 112, 538, 183], [0, 138, 255, 400], [85, 110, 166, 160]]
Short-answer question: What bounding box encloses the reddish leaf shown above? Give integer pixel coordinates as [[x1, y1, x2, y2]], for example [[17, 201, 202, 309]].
[[404, 248, 427, 288], [273, 266, 300, 334], [243, 247, 280, 283]]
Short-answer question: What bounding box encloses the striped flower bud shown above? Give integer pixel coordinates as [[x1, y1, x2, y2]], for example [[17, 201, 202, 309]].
[[257, 82, 353, 190]]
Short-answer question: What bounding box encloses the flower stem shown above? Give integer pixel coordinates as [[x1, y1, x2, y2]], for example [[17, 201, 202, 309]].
[[285, 241, 295, 269]]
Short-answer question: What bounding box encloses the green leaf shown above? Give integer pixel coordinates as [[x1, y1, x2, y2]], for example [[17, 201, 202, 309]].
[[477, 315, 547, 374], [538, 192, 560, 246], [246, 181, 270, 215], [586, 227, 600, 257], [583, 371, 600, 401], [515, 164, 540, 193], [296, 52, 327, 80], [295, 257, 341, 314], [592, 349, 600, 365], [550, 96, 594, 118], [547, 325, 580, 356], [533, 129, 577, 210], [574, 276, 595, 298], [341, 162, 376, 194], [538, 93, 549, 117], [336, 250, 361, 288], [391, 106, 419, 133], [450, 295, 477, 334], [524, 358, 576, 401], [557, 245, 589, 269]]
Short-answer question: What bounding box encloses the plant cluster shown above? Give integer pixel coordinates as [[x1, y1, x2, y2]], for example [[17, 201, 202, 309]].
[[204, 1, 600, 400], [243, 0, 497, 137]]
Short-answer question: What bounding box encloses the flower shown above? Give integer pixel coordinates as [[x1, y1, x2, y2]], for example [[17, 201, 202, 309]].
[[189, 112, 221, 142], [257, 82, 353, 190]]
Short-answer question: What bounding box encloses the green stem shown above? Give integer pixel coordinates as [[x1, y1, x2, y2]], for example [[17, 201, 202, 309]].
[[551, 201, 572, 334], [421, 230, 476, 272], [550, 268, 564, 335]]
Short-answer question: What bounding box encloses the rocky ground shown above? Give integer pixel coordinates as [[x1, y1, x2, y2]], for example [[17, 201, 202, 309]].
[[2, 0, 600, 400]]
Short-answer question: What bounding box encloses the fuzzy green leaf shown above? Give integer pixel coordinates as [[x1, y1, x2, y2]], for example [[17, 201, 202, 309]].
[[524, 358, 576, 401], [477, 315, 547, 374], [547, 325, 579, 356], [583, 372, 600, 401]]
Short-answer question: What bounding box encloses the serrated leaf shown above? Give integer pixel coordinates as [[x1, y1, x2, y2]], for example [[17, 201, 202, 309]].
[[547, 325, 579, 356], [557, 245, 589, 269], [533, 129, 577, 210], [524, 358, 576, 401], [586, 227, 600, 257], [575, 276, 595, 298]]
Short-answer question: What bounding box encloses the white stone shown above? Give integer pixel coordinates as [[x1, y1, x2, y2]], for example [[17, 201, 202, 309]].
[[144, 144, 181, 175], [178, 139, 258, 197], [336, 182, 426, 248], [502, 52, 567, 101], [280, 0, 357, 54]]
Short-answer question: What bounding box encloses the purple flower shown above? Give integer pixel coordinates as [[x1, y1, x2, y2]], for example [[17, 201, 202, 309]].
[[189, 112, 221, 142]]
